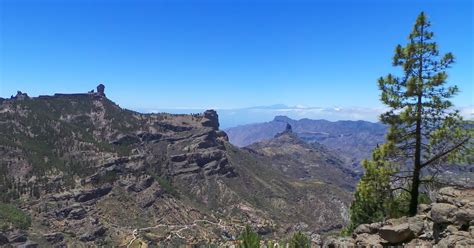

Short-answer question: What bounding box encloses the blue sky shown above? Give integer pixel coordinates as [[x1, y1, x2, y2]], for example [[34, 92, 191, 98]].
[[1, 0, 472, 126]]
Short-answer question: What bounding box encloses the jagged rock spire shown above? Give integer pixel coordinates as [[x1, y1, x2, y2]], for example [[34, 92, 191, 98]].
[[274, 123, 293, 138], [96, 84, 105, 97], [284, 123, 292, 133]]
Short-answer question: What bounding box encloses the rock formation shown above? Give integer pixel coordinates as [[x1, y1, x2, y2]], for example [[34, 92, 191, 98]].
[[324, 187, 474, 247], [0, 87, 351, 246], [96, 83, 105, 97]]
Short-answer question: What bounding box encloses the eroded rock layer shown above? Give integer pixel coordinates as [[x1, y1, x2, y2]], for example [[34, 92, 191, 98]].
[[0, 92, 351, 246]]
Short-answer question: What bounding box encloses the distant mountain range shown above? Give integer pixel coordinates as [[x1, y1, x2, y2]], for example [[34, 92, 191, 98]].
[[225, 116, 387, 172], [133, 104, 389, 128]]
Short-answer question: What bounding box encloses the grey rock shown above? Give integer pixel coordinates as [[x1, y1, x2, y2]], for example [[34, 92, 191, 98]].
[[74, 185, 112, 202], [355, 233, 384, 247], [437, 231, 474, 247], [323, 237, 355, 248], [418, 203, 431, 214], [455, 208, 474, 225], [379, 223, 415, 244], [354, 223, 381, 235], [431, 203, 458, 224], [69, 207, 87, 220]]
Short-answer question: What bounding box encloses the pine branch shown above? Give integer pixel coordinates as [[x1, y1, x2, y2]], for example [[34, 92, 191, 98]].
[[420, 137, 470, 168]]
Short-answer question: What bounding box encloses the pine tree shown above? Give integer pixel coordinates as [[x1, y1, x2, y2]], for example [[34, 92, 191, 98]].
[[238, 225, 261, 248], [378, 12, 471, 216]]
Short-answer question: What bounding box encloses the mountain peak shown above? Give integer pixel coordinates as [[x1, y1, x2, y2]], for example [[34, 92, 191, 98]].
[[273, 115, 293, 122]]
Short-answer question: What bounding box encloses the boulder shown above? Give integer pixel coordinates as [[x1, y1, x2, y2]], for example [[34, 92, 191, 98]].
[[436, 187, 462, 205], [355, 233, 385, 247], [418, 204, 431, 214], [430, 203, 458, 224], [437, 231, 474, 247], [405, 238, 433, 247], [323, 237, 355, 248], [354, 222, 381, 235], [455, 208, 474, 226], [378, 223, 415, 244]]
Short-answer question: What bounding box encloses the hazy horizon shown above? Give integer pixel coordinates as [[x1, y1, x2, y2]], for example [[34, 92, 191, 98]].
[[1, 0, 472, 118], [0, 0, 474, 127]]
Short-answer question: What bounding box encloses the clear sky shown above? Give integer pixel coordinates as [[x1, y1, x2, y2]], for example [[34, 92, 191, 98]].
[[1, 0, 472, 125]]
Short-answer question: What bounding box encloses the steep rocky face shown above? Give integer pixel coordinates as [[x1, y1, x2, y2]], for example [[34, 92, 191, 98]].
[[245, 125, 358, 191], [324, 187, 474, 247], [0, 90, 351, 246]]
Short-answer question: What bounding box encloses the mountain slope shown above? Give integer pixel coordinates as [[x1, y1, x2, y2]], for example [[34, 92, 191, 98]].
[[225, 116, 387, 170], [245, 124, 358, 190], [0, 88, 351, 246]]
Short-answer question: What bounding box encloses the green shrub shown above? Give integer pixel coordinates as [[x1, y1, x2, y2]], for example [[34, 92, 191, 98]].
[[289, 231, 310, 248], [0, 203, 31, 230], [238, 225, 260, 248]]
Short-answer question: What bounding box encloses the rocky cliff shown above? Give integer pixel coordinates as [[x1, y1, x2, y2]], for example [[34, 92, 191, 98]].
[[0, 88, 351, 246], [325, 187, 474, 247]]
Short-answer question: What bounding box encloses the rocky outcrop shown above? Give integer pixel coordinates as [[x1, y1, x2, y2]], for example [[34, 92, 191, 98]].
[[325, 187, 474, 247], [96, 84, 105, 97], [202, 109, 220, 129]]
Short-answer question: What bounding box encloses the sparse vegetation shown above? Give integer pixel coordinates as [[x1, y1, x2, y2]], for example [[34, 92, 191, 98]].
[[0, 203, 31, 230], [289, 231, 311, 248], [149, 173, 180, 198]]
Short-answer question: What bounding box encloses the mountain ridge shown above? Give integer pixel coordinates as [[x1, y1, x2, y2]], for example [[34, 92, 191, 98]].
[[0, 86, 352, 246], [225, 116, 388, 172]]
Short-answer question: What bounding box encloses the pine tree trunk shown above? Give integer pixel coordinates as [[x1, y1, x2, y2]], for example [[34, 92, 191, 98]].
[[410, 24, 425, 216], [409, 93, 423, 216]]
